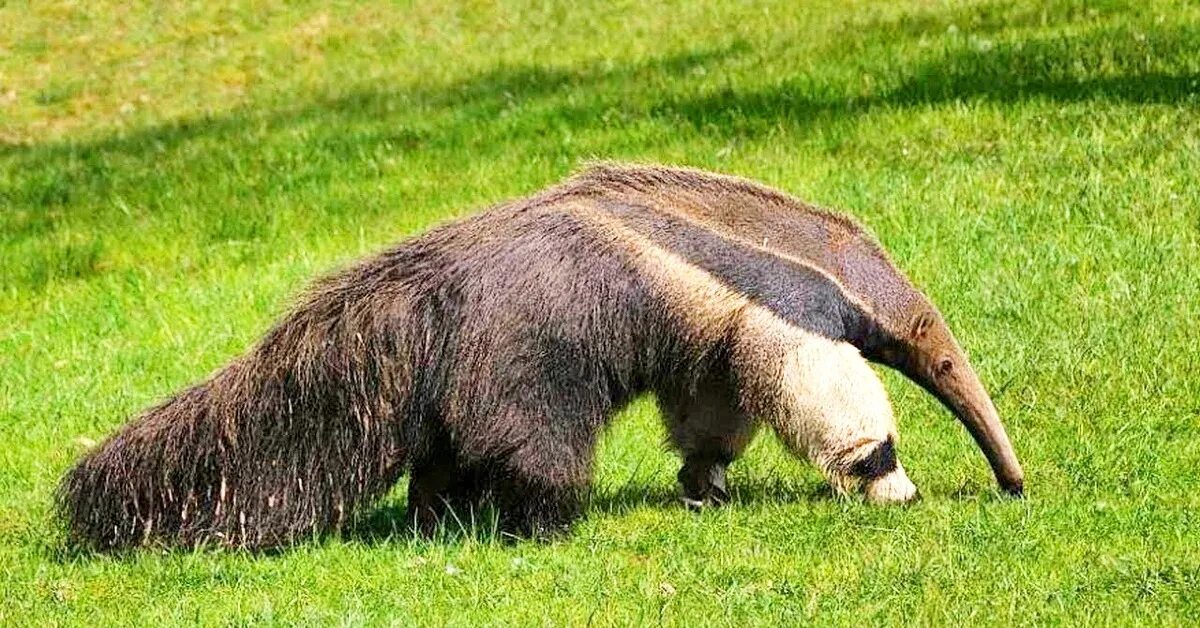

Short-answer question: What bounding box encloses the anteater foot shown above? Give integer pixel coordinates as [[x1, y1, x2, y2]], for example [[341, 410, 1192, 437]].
[[494, 478, 582, 541], [678, 458, 730, 510], [863, 464, 919, 505]]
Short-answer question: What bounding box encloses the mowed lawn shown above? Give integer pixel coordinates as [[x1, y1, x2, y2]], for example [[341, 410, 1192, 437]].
[[2, 0, 1199, 623]]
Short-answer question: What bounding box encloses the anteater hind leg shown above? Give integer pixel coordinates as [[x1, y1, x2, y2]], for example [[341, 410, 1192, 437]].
[[488, 467, 585, 540], [454, 402, 603, 539], [661, 371, 759, 510], [730, 308, 918, 503], [482, 439, 592, 539], [405, 457, 453, 537], [406, 463, 488, 537], [405, 428, 487, 536]]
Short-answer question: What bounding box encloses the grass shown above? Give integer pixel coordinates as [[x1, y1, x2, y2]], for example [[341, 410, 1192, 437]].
[[2, 0, 1199, 623]]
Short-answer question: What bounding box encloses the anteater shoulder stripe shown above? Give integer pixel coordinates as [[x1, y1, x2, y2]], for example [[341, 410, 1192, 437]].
[[583, 199, 877, 347]]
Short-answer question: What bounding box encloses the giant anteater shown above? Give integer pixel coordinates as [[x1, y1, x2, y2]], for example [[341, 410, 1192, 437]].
[[59, 164, 1024, 550]]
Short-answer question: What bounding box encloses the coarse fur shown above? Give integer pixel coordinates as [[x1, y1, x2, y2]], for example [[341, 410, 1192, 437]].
[[59, 163, 1016, 551]]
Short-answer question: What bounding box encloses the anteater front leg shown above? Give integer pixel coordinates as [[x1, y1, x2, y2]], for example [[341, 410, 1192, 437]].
[[730, 308, 919, 503], [677, 452, 731, 510], [662, 372, 759, 510]]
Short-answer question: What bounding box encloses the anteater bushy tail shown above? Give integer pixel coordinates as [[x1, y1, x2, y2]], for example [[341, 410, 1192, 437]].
[[57, 270, 424, 550]]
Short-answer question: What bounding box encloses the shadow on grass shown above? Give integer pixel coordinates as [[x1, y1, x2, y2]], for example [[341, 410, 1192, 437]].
[[342, 473, 835, 546], [658, 25, 1198, 133], [338, 458, 1022, 546], [45, 477, 826, 560], [4, 18, 1196, 225], [885, 26, 1200, 106], [8, 16, 1195, 291], [48, 468, 1008, 561]]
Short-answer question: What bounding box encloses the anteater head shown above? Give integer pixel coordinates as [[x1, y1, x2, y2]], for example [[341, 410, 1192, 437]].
[[869, 307, 1024, 496]]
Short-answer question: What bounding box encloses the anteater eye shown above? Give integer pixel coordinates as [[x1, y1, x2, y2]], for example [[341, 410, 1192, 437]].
[[937, 359, 954, 376]]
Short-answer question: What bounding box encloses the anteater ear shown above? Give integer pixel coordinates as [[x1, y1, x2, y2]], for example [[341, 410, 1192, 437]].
[[910, 312, 935, 339]]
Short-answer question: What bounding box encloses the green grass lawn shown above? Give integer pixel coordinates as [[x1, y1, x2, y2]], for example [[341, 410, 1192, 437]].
[[3, 0, 1199, 623]]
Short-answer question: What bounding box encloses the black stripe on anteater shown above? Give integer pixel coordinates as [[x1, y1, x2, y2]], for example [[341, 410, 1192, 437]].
[[849, 436, 898, 480], [602, 201, 880, 346]]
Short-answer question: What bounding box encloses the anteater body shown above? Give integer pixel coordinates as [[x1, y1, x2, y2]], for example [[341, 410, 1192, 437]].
[[60, 164, 1023, 550]]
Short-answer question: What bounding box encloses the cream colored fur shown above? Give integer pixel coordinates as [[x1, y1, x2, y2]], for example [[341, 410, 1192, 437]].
[[732, 307, 918, 503]]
